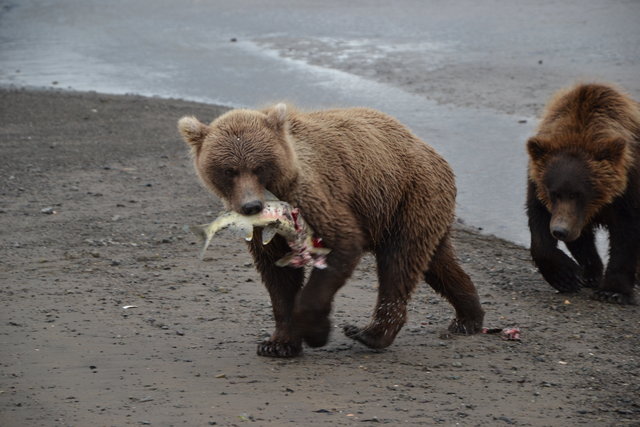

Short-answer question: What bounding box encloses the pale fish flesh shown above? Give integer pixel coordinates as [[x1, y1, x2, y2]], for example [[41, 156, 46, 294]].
[[190, 199, 330, 268]]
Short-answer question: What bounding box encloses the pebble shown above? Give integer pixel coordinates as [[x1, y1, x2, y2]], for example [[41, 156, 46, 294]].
[[495, 416, 516, 424]]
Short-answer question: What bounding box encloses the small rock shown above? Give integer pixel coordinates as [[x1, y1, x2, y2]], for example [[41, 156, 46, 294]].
[[41, 207, 55, 214]]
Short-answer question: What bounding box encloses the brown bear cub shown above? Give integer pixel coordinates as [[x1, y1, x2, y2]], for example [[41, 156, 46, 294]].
[[179, 104, 484, 357], [526, 83, 640, 305]]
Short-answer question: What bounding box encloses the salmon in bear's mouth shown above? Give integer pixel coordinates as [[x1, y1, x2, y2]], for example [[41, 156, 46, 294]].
[[189, 192, 330, 269]]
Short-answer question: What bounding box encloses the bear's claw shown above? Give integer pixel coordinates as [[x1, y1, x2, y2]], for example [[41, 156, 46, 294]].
[[591, 290, 637, 306], [257, 339, 302, 358], [448, 318, 483, 335]]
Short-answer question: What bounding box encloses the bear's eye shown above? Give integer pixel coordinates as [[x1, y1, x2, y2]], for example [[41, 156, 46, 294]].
[[253, 166, 264, 175], [223, 168, 237, 178]]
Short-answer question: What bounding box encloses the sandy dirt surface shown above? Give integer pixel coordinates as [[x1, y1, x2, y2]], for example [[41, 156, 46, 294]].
[[1, 88, 638, 426]]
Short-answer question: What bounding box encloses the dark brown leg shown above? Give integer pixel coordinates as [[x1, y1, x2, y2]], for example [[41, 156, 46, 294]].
[[292, 243, 362, 348], [592, 221, 639, 305], [343, 243, 418, 349], [565, 227, 603, 289], [528, 180, 584, 292], [425, 234, 484, 334], [248, 231, 305, 357]]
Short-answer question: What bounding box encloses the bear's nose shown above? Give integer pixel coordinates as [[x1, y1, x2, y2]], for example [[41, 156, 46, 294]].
[[241, 200, 263, 216], [551, 226, 569, 241]]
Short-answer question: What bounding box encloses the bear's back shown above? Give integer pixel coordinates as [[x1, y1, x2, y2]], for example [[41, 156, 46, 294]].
[[288, 107, 448, 182], [284, 107, 456, 244]]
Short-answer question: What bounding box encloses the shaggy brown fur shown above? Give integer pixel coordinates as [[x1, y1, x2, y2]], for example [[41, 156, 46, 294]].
[[179, 104, 484, 357], [526, 83, 640, 304]]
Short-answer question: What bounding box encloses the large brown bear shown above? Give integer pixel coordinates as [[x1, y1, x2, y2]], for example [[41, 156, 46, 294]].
[[178, 104, 484, 357], [526, 83, 640, 305]]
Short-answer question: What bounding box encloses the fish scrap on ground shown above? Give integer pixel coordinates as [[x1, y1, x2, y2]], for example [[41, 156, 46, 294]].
[[482, 327, 522, 341]]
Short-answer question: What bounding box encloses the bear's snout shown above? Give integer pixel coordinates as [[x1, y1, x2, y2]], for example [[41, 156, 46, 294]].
[[549, 209, 582, 242], [550, 225, 569, 241], [241, 200, 264, 216]]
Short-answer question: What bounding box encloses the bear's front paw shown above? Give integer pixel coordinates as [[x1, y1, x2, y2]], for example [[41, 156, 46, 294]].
[[343, 324, 392, 349], [581, 266, 603, 289], [582, 274, 601, 289], [293, 310, 331, 348], [541, 262, 584, 293], [257, 339, 302, 358], [591, 290, 637, 305], [448, 317, 483, 335]]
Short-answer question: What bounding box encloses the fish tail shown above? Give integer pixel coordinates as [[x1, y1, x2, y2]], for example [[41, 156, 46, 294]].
[[189, 224, 209, 242]]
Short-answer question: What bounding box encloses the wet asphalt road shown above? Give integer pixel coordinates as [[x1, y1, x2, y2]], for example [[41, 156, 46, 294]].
[[1, 0, 638, 245]]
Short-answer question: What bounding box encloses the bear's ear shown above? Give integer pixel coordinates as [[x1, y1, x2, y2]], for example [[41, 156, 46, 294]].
[[594, 138, 626, 162], [265, 103, 288, 131], [177, 116, 209, 149], [527, 137, 547, 159]]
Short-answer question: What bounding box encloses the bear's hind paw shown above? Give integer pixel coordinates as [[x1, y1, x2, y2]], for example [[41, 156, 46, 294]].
[[257, 340, 302, 358], [591, 290, 637, 305], [343, 324, 393, 349]]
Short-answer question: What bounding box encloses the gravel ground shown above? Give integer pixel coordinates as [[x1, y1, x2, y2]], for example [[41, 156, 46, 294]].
[[0, 88, 638, 426]]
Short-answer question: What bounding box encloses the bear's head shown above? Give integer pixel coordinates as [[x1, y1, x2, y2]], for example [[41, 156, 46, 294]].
[[178, 103, 299, 215], [527, 133, 632, 242]]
